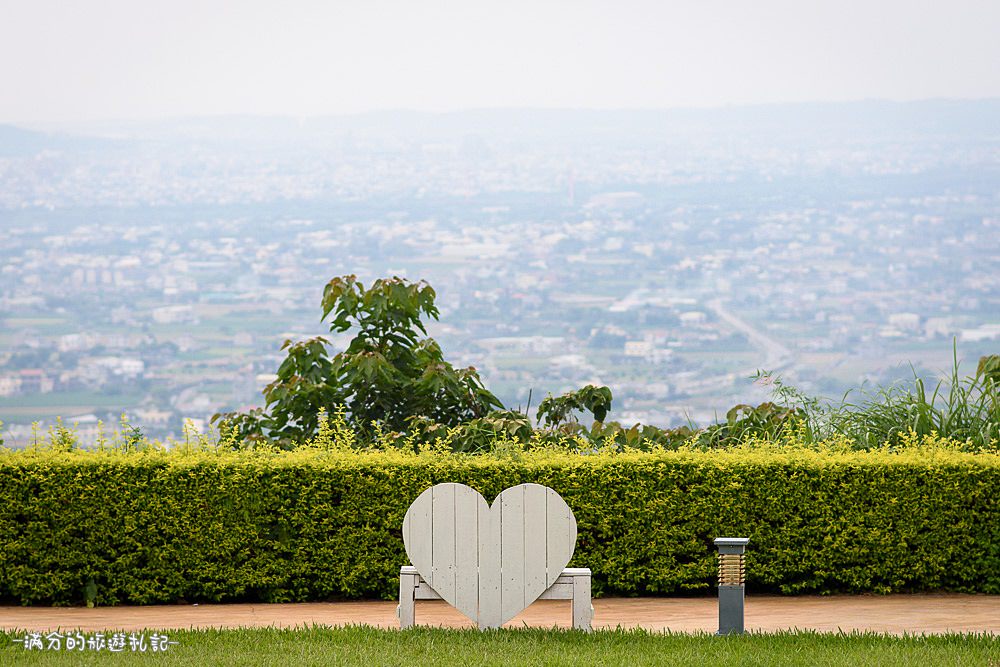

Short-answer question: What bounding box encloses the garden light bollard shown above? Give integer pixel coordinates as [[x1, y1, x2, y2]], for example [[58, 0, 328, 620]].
[[714, 537, 749, 635]]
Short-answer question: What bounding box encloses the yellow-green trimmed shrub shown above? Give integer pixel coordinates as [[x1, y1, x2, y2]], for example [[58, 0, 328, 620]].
[[0, 443, 997, 606]]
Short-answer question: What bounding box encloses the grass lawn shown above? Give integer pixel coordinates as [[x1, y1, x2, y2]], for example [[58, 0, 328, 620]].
[[2, 626, 996, 666]]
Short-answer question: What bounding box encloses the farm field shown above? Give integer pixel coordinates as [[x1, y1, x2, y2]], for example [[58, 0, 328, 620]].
[[0, 391, 140, 420]]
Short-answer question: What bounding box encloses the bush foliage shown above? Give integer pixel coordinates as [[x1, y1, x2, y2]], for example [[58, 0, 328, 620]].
[[202, 274, 998, 454], [1, 437, 997, 606], [213, 275, 501, 447]]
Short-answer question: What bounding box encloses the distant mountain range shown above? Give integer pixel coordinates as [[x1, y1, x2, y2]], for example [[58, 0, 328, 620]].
[[4, 99, 998, 154], [0, 124, 58, 156], [0, 124, 113, 156]]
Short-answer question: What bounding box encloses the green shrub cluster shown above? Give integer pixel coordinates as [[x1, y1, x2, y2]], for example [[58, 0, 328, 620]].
[[1, 439, 997, 606], [202, 273, 999, 454]]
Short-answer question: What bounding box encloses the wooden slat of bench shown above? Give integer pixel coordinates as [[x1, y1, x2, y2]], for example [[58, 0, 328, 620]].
[[537, 583, 574, 600], [414, 583, 445, 600], [400, 565, 590, 578], [403, 493, 432, 587], [524, 484, 548, 599], [454, 484, 480, 619], [405, 567, 589, 602], [546, 491, 573, 586], [431, 484, 456, 603], [500, 486, 525, 624], [416, 581, 577, 601], [478, 495, 501, 629]]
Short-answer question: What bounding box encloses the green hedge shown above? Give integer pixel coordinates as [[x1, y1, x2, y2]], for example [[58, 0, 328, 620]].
[[1, 446, 998, 606]]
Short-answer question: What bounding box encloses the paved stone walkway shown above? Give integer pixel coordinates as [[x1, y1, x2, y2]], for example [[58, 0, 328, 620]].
[[1, 595, 997, 635]]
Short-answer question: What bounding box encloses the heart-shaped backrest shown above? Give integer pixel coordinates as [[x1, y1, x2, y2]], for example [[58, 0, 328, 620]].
[[402, 483, 577, 628]]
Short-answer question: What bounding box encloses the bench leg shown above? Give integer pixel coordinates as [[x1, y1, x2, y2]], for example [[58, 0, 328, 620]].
[[399, 572, 417, 629], [572, 575, 592, 632]]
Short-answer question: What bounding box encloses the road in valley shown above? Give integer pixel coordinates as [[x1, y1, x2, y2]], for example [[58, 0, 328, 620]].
[[706, 299, 795, 373]]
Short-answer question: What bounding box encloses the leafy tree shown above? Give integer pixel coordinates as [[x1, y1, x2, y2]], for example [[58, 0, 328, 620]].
[[536, 384, 613, 428], [215, 275, 502, 445], [691, 402, 806, 449], [532, 385, 694, 451]]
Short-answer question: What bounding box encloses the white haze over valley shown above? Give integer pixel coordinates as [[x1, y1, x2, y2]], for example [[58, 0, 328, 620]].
[[0, 2, 997, 444]]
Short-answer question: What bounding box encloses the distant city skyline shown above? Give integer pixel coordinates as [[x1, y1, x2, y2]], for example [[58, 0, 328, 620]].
[[2, 0, 999, 125], [1, 103, 997, 444]]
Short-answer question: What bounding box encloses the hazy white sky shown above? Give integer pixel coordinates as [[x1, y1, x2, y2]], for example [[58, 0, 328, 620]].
[[2, 0, 998, 124]]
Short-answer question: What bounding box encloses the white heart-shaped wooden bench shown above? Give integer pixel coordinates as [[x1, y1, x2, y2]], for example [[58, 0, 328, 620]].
[[398, 482, 593, 631]]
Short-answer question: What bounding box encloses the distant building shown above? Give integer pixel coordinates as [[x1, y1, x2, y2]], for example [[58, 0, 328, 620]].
[[134, 408, 172, 428], [151, 305, 196, 324], [624, 341, 654, 357], [71, 415, 102, 446], [924, 317, 956, 338], [679, 311, 707, 326], [584, 191, 644, 210], [117, 358, 145, 378], [19, 369, 53, 394], [477, 336, 565, 354], [961, 324, 1000, 342], [58, 333, 94, 353], [888, 312, 921, 332], [0, 375, 22, 397], [233, 332, 255, 347]]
